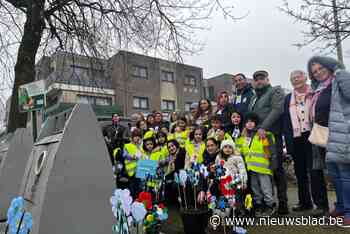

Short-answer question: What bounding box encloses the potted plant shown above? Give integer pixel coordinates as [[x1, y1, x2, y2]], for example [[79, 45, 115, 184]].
[[174, 164, 210, 234]]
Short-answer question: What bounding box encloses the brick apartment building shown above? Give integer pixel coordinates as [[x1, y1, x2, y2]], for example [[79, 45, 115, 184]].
[[108, 51, 203, 115], [31, 51, 203, 119]]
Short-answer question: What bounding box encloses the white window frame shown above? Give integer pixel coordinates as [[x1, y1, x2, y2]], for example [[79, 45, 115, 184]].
[[161, 99, 175, 112], [133, 96, 149, 110], [132, 65, 148, 79], [161, 70, 175, 83]]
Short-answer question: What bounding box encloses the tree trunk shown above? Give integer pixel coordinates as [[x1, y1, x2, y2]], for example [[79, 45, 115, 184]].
[[332, 0, 344, 64], [7, 1, 45, 133]]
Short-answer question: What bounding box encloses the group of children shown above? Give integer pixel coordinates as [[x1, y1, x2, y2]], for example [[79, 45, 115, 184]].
[[112, 110, 278, 217]]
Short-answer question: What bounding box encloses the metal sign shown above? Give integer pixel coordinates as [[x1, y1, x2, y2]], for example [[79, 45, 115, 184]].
[[18, 80, 46, 112]]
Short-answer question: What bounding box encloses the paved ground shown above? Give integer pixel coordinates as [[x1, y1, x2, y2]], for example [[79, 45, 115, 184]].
[[161, 186, 348, 234], [0, 182, 344, 234]]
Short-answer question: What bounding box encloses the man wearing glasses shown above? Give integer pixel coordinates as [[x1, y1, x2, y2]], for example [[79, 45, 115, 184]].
[[248, 70, 289, 215]]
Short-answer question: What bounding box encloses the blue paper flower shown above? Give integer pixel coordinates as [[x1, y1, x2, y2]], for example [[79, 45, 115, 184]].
[[174, 172, 180, 184], [218, 198, 226, 209], [7, 197, 24, 223], [192, 163, 200, 172], [215, 164, 225, 177], [234, 226, 247, 234], [199, 165, 209, 178], [157, 210, 168, 221], [6, 197, 32, 234], [8, 211, 33, 234], [131, 201, 147, 223], [179, 170, 188, 187], [18, 212, 33, 234]]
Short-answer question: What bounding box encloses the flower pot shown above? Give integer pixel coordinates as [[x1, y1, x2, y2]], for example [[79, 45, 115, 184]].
[[180, 208, 209, 234]]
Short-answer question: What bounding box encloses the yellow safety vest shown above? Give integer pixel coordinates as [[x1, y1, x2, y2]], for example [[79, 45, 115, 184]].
[[140, 149, 163, 188], [159, 145, 169, 161], [207, 129, 233, 142], [185, 140, 205, 164], [236, 132, 275, 175], [167, 129, 189, 147], [123, 143, 142, 177]]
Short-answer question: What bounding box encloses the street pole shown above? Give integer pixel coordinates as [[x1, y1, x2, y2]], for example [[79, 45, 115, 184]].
[[32, 110, 37, 142], [332, 0, 344, 64]]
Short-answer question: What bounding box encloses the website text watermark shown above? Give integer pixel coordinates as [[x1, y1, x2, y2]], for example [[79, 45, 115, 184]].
[[209, 215, 343, 229]]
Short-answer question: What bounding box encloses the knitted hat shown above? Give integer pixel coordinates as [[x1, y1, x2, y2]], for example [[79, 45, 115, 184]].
[[307, 56, 345, 89], [244, 112, 260, 126], [220, 139, 235, 150]]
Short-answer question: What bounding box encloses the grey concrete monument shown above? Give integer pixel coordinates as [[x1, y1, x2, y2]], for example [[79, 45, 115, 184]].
[[19, 104, 114, 234], [0, 128, 33, 221]]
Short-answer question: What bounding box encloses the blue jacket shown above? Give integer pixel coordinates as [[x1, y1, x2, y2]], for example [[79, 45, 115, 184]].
[[233, 84, 255, 116], [326, 70, 350, 164]]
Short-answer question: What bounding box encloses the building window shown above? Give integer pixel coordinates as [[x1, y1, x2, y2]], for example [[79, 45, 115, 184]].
[[185, 102, 193, 112], [71, 65, 89, 77], [208, 86, 215, 101], [185, 75, 196, 86], [161, 71, 175, 83], [133, 96, 149, 110], [77, 95, 112, 106], [132, 65, 148, 79], [96, 97, 112, 106], [161, 100, 175, 112]]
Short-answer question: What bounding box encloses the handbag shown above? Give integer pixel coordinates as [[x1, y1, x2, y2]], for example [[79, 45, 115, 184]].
[[308, 123, 329, 148]]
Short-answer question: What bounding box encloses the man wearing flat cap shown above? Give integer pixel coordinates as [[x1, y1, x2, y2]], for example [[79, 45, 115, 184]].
[[249, 70, 289, 215]]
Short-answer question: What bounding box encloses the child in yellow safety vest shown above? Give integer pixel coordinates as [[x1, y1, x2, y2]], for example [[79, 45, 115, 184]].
[[235, 112, 276, 217], [142, 134, 163, 189], [168, 116, 190, 148], [122, 128, 143, 197], [207, 115, 233, 143], [156, 131, 169, 159], [185, 126, 206, 168]]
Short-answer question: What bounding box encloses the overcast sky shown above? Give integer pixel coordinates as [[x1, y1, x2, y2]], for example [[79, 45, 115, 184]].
[[185, 0, 350, 89]]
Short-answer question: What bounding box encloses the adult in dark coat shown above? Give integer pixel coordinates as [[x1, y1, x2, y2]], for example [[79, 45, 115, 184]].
[[198, 138, 221, 204], [103, 113, 130, 166], [282, 70, 324, 212], [232, 73, 255, 116], [153, 111, 170, 132], [164, 139, 186, 205], [248, 70, 288, 214], [215, 91, 235, 130]]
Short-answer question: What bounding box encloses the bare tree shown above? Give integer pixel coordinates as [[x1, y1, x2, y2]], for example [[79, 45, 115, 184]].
[[280, 0, 350, 62], [0, 0, 240, 133]]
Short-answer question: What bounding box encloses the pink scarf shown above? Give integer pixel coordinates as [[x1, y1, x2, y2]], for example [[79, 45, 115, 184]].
[[309, 76, 334, 122], [289, 85, 312, 137]]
